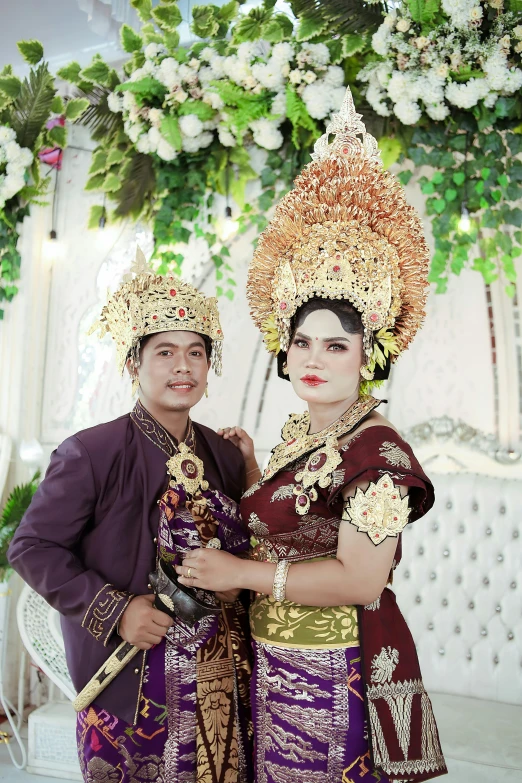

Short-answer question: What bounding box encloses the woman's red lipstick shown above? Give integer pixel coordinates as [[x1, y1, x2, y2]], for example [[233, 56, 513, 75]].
[[301, 375, 327, 387]]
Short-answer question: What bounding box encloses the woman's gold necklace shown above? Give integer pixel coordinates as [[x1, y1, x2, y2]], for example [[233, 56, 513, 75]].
[[262, 394, 380, 481]]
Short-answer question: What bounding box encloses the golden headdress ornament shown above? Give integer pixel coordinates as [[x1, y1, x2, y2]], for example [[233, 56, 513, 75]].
[[247, 87, 430, 381], [89, 247, 224, 382]]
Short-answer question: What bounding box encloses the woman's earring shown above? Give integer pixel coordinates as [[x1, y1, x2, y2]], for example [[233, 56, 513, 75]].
[[359, 365, 374, 381], [205, 383, 209, 398], [282, 362, 289, 375]]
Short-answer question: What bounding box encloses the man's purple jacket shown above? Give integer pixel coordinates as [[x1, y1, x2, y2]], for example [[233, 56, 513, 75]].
[[8, 414, 245, 724]]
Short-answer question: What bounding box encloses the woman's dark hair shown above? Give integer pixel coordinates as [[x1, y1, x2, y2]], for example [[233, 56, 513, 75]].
[[276, 297, 391, 381], [137, 332, 212, 361]]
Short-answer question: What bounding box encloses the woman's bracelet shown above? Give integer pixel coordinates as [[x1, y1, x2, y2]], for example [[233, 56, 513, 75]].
[[272, 560, 290, 602], [246, 466, 261, 476]]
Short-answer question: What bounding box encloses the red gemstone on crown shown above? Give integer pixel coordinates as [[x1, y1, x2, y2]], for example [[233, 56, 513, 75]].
[[179, 309, 185, 317], [343, 147, 349, 154], [152, 315, 158, 320], [370, 314, 379, 323], [132, 326, 137, 331], [333, 265, 340, 273], [170, 289, 177, 296], [377, 300, 382, 306], [287, 438, 296, 446], [394, 517, 398, 521], [298, 495, 308, 507], [336, 253, 341, 260], [280, 302, 287, 311]]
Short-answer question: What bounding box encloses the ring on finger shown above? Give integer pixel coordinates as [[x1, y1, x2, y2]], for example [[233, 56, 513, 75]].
[[187, 567, 192, 579]]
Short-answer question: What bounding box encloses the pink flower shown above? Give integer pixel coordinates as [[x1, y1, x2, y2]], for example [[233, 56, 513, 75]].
[[38, 147, 63, 169], [46, 115, 65, 130]]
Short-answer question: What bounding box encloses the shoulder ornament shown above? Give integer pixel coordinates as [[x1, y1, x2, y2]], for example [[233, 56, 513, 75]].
[[379, 441, 412, 469], [342, 474, 410, 545]]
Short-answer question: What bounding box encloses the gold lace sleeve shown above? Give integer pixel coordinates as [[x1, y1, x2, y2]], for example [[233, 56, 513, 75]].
[[341, 473, 410, 545]]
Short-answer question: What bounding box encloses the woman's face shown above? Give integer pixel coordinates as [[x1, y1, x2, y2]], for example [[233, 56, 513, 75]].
[[286, 309, 363, 405]]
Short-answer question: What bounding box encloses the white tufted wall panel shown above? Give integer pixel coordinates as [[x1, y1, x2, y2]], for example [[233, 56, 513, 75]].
[[393, 472, 522, 705]]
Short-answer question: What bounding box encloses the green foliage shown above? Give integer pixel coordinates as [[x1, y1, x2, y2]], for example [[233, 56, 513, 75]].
[[289, 0, 384, 36], [0, 75, 22, 100], [232, 6, 273, 43], [0, 472, 40, 581], [65, 97, 89, 121], [191, 3, 237, 38], [121, 24, 143, 53], [81, 58, 111, 86], [131, 0, 153, 22], [410, 124, 522, 291], [56, 61, 82, 84], [406, 0, 441, 29], [152, 2, 183, 32], [17, 40, 44, 66]]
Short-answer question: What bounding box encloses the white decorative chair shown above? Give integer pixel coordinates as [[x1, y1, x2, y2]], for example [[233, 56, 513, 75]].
[[394, 418, 522, 783], [17, 585, 81, 780]]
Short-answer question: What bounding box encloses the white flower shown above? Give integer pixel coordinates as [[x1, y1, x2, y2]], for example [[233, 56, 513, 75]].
[[218, 126, 236, 147], [206, 92, 225, 110], [504, 68, 522, 92], [179, 114, 204, 138], [289, 69, 302, 84], [181, 131, 213, 153], [122, 91, 138, 111], [136, 135, 152, 154], [441, 0, 481, 28], [514, 25, 522, 39], [148, 108, 164, 126], [189, 58, 200, 71], [301, 83, 332, 119], [483, 91, 498, 108], [142, 60, 156, 76], [330, 86, 347, 111], [145, 43, 161, 60], [271, 91, 287, 118], [130, 67, 146, 82], [366, 83, 391, 116], [484, 50, 514, 91], [6, 160, 25, 177], [157, 58, 179, 90], [250, 118, 284, 150], [2, 174, 25, 200], [172, 88, 188, 103], [251, 61, 285, 90], [450, 51, 462, 69], [107, 92, 123, 113], [298, 43, 329, 67], [426, 103, 449, 120], [397, 19, 411, 33], [445, 78, 489, 108], [200, 47, 214, 62], [387, 72, 409, 103], [516, 41, 522, 54], [303, 70, 317, 84], [372, 25, 391, 56], [208, 54, 226, 79], [271, 42, 294, 64], [4, 140, 20, 163], [17, 147, 32, 168], [126, 122, 143, 143], [435, 63, 449, 79], [383, 14, 397, 29], [0, 126, 16, 145], [147, 126, 161, 152], [157, 138, 177, 161], [470, 5, 483, 21], [414, 36, 429, 49], [393, 99, 422, 124], [324, 65, 344, 88]]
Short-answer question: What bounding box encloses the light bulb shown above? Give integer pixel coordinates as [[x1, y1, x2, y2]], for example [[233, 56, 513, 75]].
[[459, 204, 471, 233], [219, 205, 239, 242], [42, 230, 66, 264]]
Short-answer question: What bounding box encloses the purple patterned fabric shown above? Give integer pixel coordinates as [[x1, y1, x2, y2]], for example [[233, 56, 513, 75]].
[[252, 642, 390, 783], [77, 483, 253, 783]]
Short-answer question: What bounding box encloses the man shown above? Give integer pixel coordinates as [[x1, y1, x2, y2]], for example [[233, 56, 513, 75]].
[[9, 252, 255, 782]]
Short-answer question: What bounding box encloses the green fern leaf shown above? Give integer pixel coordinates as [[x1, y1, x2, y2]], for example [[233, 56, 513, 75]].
[[286, 84, 319, 148], [160, 115, 182, 151], [113, 152, 156, 218], [10, 63, 55, 150], [75, 85, 123, 137]]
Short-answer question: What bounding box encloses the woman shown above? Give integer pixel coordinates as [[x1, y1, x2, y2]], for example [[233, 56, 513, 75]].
[[177, 89, 447, 782]]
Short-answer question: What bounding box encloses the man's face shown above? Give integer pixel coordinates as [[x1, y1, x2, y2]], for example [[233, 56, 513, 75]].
[[130, 331, 210, 413]]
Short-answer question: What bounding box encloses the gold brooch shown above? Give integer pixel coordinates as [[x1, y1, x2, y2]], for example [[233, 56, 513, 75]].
[[342, 474, 410, 545], [293, 436, 343, 515], [166, 442, 209, 497]]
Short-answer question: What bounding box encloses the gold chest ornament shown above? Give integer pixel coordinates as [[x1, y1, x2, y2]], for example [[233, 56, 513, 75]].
[[293, 436, 343, 515], [166, 442, 209, 497]]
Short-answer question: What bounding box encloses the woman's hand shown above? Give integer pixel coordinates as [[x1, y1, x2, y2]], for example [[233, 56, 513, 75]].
[[217, 426, 256, 464], [176, 548, 243, 592], [215, 588, 242, 603]]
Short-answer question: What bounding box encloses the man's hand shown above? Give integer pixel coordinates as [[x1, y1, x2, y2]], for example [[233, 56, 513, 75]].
[[118, 594, 173, 650]]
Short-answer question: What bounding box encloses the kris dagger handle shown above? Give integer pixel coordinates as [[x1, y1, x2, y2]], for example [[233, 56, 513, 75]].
[[73, 641, 140, 712]]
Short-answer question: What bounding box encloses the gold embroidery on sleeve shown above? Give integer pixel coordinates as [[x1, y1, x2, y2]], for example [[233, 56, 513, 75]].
[[379, 441, 412, 469], [342, 474, 410, 545]]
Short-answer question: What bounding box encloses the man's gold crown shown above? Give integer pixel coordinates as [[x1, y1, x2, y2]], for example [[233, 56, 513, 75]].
[[90, 248, 224, 375]]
